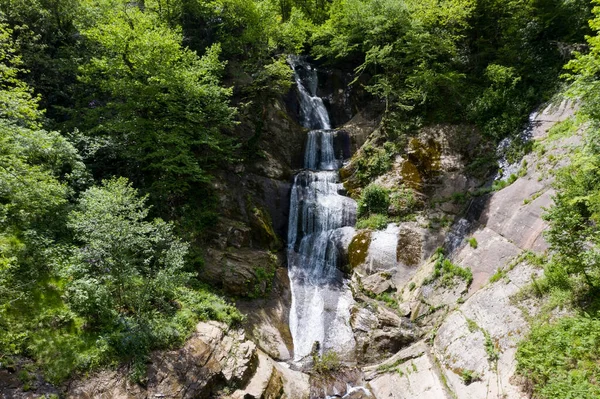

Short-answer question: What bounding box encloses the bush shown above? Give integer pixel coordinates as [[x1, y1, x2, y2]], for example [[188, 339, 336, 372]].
[[461, 369, 481, 385], [357, 184, 390, 217], [426, 248, 473, 287], [390, 186, 420, 216], [516, 315, 600, 399]]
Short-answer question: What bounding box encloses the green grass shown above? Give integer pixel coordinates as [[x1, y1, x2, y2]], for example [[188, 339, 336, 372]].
[[467, 237, 478, 249], [489, 268, 506, 283], [313, 350, 342, 374], [461, 369, 481, 385], [356, 213, 389, 230], [547, 115, 584, 142]]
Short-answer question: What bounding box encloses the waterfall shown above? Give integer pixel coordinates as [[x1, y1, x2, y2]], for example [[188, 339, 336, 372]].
[[290, 56, 332, 130], [287, 57, 357, 361]]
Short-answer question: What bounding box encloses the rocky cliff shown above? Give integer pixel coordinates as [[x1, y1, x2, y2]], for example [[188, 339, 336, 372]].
[[0, 72, 579, 399]]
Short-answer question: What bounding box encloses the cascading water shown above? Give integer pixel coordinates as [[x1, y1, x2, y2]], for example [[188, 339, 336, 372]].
[[290, 57, 332, 130], [287, 57, 357, 361]]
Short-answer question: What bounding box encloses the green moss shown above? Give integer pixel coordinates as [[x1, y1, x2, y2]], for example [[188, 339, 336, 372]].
[[248, 259, 277, 299], [248, 204, 281, 250], [407, 137, 442, 177], [348, 231, 372, 269], [400, 160, 422, 190], [397, 228, 422, 266]]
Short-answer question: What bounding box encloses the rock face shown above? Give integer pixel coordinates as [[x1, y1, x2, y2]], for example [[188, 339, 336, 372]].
[[350, 301, 418, 364], [433, 262, 541, 399], [355, 99, 579, 399], [201, 96, 306, 298], [237, 268, 295, 361], [67, 322, 258, 399]]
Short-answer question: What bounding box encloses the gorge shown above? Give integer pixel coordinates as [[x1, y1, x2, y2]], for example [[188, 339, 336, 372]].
[[1, 1, 599, 398]]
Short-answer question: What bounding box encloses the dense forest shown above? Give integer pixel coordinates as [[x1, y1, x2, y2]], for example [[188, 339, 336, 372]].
[[0, 0, 599, 398]]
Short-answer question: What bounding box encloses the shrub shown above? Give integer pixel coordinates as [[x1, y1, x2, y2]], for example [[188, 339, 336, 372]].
[[516, 316, 600, 399], [357, 184, 390, 217], [461, 369, 481, 385], [426, 249, 473, 287], [390, 186, 420, 216]]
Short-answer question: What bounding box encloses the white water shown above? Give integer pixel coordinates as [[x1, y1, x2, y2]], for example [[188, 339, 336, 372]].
[[287, 58, 357, 361], [290, 56, 332, 130]]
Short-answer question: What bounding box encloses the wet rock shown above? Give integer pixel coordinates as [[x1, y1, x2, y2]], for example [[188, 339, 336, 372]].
[[338, 112, 380, 152], [237, 269, 294, 361], [310, 369, 365, 399], [361, 272, 394, 296], [396, 228, 423, 267], [0, 358, 61, 399], [350, 303, 417, 365]]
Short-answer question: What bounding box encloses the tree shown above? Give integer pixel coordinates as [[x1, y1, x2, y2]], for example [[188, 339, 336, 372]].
[[74, 3, 236, 220], [65, 177, 189, 327]]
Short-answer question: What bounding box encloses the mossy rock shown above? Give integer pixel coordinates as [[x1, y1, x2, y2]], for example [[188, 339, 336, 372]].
[[400, 160, 422, 190], [396, 228, 423, 266], [248, 204, 282, 250], [349, 231, 372, 269]]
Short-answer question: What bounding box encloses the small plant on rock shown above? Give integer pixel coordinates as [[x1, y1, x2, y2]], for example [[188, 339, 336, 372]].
[[468, 237, 478, 249], [461, 369, 481, 385], [313, 350, 342, 374]]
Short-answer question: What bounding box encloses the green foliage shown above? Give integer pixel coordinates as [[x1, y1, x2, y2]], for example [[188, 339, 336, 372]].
[[345, 144, 395, 189], [467, 64, 531, 139], [246, 56, 294, 99], [547, 116, 579, 141], [357, 184, 390, 217], [425, 248, 473, 287], [313, 0, 471, 120], [356, 214, 389, 230], [74, 4, 236, 224], [467, 237, 478, 249], [65, 177, 189, 326], [565, 1, 600, 122], [483, 330, 499, 363], [461, 369, 480, 385], [0, 0, 82, 119], [516, 315, 600, 399], [489, 269, 506, 284], [313, 350, 342, 374], [389, 186, 421, 217], [542, 143, 600, 292]]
